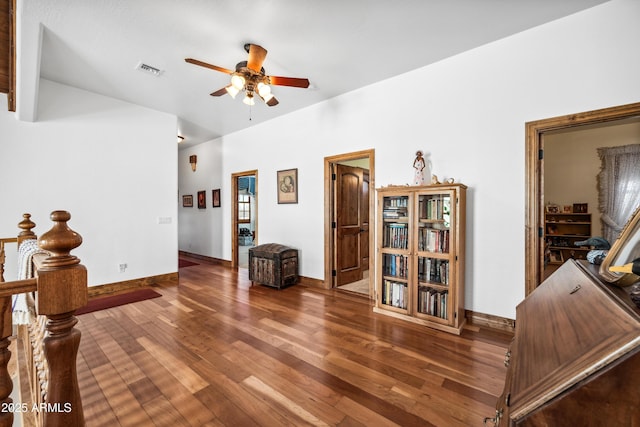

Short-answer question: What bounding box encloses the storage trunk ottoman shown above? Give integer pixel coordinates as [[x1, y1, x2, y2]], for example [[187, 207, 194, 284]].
[[249, 243, 298, 289]]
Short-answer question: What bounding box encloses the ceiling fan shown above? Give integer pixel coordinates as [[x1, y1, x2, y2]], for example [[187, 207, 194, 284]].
[[185, 44, 310, 107]]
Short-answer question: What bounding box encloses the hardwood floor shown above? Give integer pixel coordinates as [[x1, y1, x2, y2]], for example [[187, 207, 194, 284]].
[[75, 258, 512, 426]]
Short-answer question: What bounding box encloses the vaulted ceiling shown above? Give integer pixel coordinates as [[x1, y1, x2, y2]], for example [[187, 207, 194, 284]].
[[13, 0, 608, 147]]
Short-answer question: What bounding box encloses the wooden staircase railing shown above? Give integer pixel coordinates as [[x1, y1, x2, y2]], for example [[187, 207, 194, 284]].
[[0, 211, 87, 427]]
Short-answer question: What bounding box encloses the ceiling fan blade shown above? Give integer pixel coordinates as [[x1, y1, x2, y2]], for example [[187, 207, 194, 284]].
[[269, 76, 310, 88], [246, 44, 267, 73], [185, 58, 233, 74], [210, 87, 229, 97], [266, 96, 279, 107]]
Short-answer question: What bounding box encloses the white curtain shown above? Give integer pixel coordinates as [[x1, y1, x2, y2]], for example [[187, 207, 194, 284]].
[[597, 144, 640, 244]]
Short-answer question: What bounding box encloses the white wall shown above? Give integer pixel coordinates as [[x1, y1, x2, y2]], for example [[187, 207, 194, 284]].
[[180, 0, 640, 319], [178, 140, 223, 255], [0, 79, 178, 286]]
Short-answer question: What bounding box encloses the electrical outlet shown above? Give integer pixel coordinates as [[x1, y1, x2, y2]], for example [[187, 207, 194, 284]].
[[118, 263, 127, 272]]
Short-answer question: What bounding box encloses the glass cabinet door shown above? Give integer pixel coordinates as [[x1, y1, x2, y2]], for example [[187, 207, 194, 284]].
[[415, 192, 452, 320], [380, 195, 410, 310]]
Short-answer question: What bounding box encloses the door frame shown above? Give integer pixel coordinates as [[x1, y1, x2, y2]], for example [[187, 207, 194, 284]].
[[525, 102, 640, 296], [231, 170, 258, 269], [324, 149, 375, 290]]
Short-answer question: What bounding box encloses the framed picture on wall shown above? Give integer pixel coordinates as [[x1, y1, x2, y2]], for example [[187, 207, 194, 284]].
[[212, 189, 221, 207], [182, 195, 193, 207], [197, 190, 206, 209], [277, 168, 298, 204]]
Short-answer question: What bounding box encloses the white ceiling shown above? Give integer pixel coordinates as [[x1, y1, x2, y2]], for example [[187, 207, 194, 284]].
[[18, 0, 608, 148]]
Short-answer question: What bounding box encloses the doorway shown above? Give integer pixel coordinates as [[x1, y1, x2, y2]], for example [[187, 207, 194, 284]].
[[231, 170, 258, 269], [524, 102, 640, 295], [324, 149, 375, 297]]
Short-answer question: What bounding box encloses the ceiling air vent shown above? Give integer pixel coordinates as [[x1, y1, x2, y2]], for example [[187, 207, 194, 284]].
[[135, 62, 163, 76]]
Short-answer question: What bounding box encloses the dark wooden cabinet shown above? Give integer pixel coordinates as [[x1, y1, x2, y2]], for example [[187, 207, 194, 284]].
[[489, 259, 640, 426]]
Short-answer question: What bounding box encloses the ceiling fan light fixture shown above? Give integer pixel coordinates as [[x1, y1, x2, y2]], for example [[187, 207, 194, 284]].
[[243, 93, 255, 106], [225, 85, 240, 98], [257, 82, 271, 97], [231, 74, 246, 90]]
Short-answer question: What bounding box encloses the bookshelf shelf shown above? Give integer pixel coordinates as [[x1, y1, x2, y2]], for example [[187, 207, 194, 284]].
[[374, 184, 467, 335], [545, 212, 592, 265]]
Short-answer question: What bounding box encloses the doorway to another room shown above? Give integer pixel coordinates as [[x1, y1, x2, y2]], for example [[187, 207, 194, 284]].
[[525, 102, 640, 296], [324, 150, 375, 298], [232, 171, 258, 269]]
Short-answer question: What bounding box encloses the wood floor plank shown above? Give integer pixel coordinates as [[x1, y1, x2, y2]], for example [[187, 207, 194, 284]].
[[334, 396, 404, 427], [71, 258, 512, 426], [224, 346, 346, 425], [136, 336, 208, 394], [90, 363, 153, 426]]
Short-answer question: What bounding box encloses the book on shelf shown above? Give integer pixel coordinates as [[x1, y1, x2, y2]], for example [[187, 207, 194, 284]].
[[418, 228, 450, 253], [382, 280, 408, 309], [384, 223, 408, 249], [417, 257, 449, 285], [419, 196, 451, 221], [383, 254, 408, 278], [383, 197, 409, 219], [417, 286, 448, 319]]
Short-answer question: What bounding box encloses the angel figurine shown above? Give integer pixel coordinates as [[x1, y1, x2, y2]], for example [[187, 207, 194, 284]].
[[413, 151, 427, 185]]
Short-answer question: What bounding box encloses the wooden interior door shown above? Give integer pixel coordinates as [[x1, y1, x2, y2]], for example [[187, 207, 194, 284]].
[[360, 171, 369, 271], [335, 164, 364, 286]]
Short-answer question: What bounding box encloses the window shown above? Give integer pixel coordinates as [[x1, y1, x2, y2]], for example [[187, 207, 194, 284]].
[[597, 144, 640, 243], [238, 194, 251, 223]]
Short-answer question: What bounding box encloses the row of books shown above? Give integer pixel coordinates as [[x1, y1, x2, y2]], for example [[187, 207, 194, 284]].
[[383, 223, 409, 249], [381, 280, 408, 309], [384, 197, 408, 208], [418, 228, 450, 253], [417, 286, 448, 319], [383, 197, 409, 219], [418, 257, 450, 285], [418, 196, 450, 221], [383, 210, 408, 219], [382, 254, 408, 278]]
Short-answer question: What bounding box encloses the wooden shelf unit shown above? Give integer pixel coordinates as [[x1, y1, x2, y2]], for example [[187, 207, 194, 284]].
[[544, 212, 592, 265], [374, 183, 466, 335]]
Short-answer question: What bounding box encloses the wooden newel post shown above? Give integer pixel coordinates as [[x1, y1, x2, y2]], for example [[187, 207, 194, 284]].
[[18, 213, 37, 242], [36, 211, 87, 427]]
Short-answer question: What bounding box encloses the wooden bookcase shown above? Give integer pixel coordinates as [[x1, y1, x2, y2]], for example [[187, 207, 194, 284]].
[[544, 212, 591, 265], [374, 183, 466, 335]]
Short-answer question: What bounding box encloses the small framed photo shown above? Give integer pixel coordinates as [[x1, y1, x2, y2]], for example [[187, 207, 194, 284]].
[[212, 189, 221, 208], [277, 168, 298, 204], [573, 203, 588, 213], [549, 249, 563, 264], [563, 205, 572, 213], [197, 190, 206, 209], [546, 204, 559, 214], [182, 195, 193, 207]]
